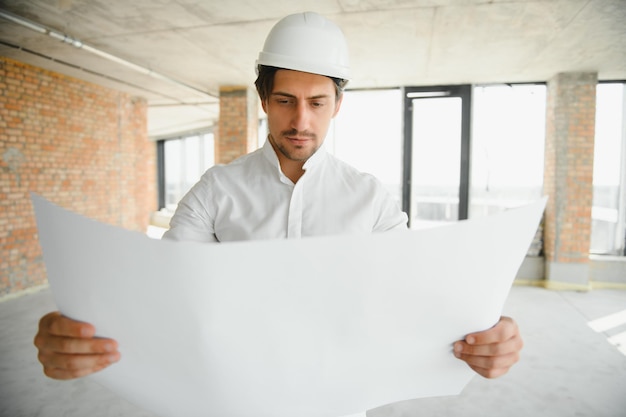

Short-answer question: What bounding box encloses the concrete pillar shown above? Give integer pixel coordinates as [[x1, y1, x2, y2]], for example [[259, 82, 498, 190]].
[[215, 86, 259, 164], [543, 72, 597, 288]]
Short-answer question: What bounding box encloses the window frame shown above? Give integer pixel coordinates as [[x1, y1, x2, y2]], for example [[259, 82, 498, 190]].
[[156, 128, 215, 211]]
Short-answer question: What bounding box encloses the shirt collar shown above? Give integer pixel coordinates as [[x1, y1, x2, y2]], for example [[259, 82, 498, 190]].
[[302, 143, 326, 171], [262, 138, 281, 171]]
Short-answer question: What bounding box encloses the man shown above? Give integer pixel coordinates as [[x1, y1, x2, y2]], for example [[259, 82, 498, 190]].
[[35, 11, 522, 383]]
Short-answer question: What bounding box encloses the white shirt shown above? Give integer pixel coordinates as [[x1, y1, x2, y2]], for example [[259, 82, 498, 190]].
[[163, 140, 408, 243]]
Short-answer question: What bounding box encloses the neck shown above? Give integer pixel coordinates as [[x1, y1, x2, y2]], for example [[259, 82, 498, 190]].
[[281, 161, 305, 183], [268, 136, 306, 183]]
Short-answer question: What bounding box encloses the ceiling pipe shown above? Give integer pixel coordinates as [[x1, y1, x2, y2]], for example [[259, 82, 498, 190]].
[[0, 8, 217, 100]]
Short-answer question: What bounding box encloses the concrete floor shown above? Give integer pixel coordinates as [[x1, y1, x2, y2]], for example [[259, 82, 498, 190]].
[[1, 285, 625, 417]]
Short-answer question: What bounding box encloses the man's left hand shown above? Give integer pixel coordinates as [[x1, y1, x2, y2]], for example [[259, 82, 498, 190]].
[[453, 316, 523, 378]]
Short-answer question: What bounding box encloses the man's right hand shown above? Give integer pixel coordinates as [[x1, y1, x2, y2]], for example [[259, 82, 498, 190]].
[[33, 311, 120, 380]]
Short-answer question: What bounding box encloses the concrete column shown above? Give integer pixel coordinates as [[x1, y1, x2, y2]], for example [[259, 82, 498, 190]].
[[215, 86, 259, 164], [543, 72, 597, 288]]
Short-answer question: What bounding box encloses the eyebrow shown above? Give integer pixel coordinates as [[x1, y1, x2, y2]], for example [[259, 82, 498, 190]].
[[271, 91, 331, 100]]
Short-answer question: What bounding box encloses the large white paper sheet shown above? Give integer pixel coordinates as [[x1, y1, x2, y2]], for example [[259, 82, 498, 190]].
[[32, 194, 546, 417]]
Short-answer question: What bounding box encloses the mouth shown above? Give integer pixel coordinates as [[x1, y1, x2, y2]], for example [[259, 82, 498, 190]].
[[276, 130, 316, 148], [284, 132, 316, 147], [286, 136, 310, 145]]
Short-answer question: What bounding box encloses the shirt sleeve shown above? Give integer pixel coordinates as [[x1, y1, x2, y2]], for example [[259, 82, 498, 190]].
[[372, 181, 409, 233], [162, 172, 218, 243]]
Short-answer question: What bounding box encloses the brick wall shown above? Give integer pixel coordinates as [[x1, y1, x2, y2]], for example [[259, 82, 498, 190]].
[[215, 86, 258, 164], [0, 57, 156, 297], [543, 72, 597, 285]]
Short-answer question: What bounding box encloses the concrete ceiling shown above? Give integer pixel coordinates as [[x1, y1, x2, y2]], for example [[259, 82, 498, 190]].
[[1, 0, 625, 138]]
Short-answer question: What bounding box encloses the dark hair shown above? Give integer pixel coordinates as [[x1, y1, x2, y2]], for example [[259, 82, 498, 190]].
[[254, 65, 348, 103]]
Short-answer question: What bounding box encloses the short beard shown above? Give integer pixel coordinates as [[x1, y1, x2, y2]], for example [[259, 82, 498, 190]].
[[269, 130, 319, 162]]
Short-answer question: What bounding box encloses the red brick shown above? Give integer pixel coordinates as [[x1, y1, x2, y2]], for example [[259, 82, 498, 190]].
[[543, 72, 597, 264], [216, 86, 258, 164], [0, 57, 157, 297]]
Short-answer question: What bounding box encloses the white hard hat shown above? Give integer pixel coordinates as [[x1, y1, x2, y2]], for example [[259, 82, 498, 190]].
[[256, 12, 351, 80]]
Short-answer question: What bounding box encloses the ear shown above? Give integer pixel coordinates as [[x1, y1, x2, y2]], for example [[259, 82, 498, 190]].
[[261, 99, 268, 114], [332, 93, 344, 118]]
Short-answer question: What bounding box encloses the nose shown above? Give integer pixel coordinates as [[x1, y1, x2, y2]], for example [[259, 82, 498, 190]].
[[291, 102, 310, 132]]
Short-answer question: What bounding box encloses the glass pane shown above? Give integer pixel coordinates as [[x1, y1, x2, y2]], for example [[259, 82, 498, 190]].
[[591, 83, 625, 255], [203, 133, 215, 170], [164, 139, 181, 209], [163, 133, 215, 211], [184, 135, 200, 189], [411, 97, 462, 229], [470, 84, 546, 218], [327, 89, 403, 203]]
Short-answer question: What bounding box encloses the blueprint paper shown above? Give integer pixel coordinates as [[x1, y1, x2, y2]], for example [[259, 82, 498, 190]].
[[32, 194, 546, 417]]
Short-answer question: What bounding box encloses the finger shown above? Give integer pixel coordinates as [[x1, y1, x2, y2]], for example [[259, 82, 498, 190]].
[[458, 351, 520, 379], [39, 350, 121, 372], [39, 312, 96, 339], [455, 347, 520, 368], [467, 363, 512, 379], [35, 333, 118, 355], [40, 352, 120, 380], [454, 332, 523, 357], [43, 363, 109, 380], [465, 316, 518, 346]]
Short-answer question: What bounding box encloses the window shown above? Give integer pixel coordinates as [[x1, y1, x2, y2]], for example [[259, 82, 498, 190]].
[[328, 85, 547, 232], [470, 84, 546, 218], [403, 86, 471, 228], [326, 89, 404, 204], [158, 131, 215, 211], [591, 82, 626, 256]]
